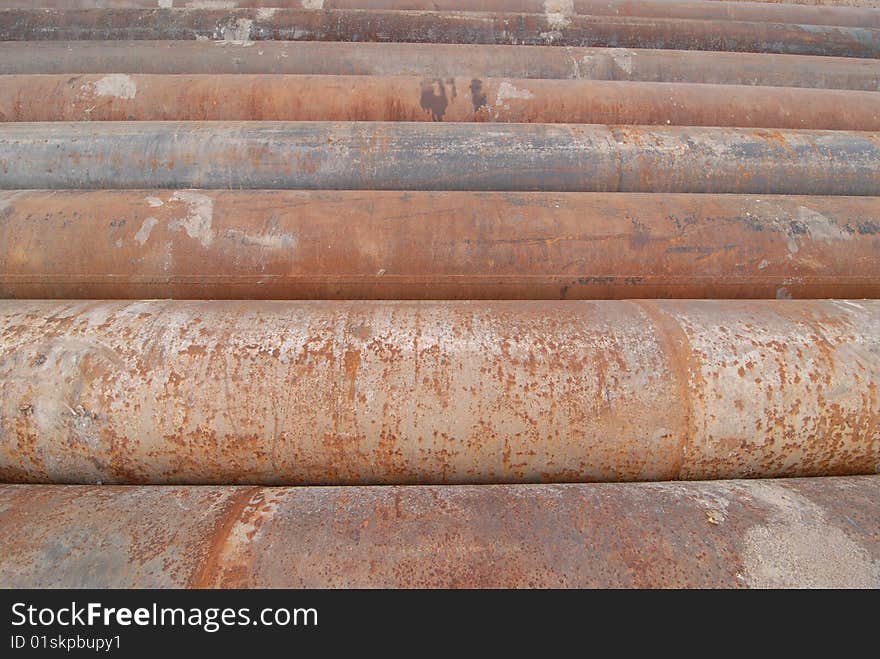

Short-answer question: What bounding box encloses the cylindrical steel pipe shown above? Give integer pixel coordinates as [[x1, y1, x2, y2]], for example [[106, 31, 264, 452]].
[[0, 9, 878, 59], [2, 191, 879, 300], [727, 0, 880, 7], [1, 1, 878, 30], [2, 122, 879, 194], [0, 477, 878, 587], [1, 43, 877, 91], [4, 74, 880, 129], [0, 299, 877, 485]]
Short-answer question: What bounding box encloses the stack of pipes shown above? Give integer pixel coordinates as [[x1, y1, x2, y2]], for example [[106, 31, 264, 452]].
[[0, 0, 878, 588]]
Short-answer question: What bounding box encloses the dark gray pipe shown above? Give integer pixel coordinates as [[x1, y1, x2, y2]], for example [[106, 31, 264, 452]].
[[0, 8, 879, 59], [1, 121, 879, 194]]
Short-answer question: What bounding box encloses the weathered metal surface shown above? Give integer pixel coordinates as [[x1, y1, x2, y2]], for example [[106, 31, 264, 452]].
[[2, 42, 878, 91], [2, 122, 879, 194], [0, 477, 878, 587], [2, 191, 879, 300], [0, 9, 878, 59], [731, 0, 880, 7], [4, 1, 880, 28], [0, 299, 877, 485], [1, 0, 878, 29], [4, 74, 880, 129]]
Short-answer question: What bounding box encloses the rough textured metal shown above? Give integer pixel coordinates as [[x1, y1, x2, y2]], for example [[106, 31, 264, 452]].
[[2, 191, 879, 300], [733, 0, 880, 7], [0, 9, 878, 59], [4, 74, 880, 129], [0, 299, 877, 485], [1, 1, 878, 30], [0, 477, 878, 587], [2, 43, 877, 92], [2, 122, 879, 194]]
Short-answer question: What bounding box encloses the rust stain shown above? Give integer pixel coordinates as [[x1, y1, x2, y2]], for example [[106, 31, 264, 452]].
[[631, 300, 701, 480], [188, 486, 261, 589], [343, 349, 361, 403]]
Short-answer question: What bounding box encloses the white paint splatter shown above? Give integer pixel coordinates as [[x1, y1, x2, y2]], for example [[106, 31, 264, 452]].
[[544, 0, 574, 14], [796, 206, 852, 244], [162, 242, 174, 272], [256, 8, 277, 21], [833, 300, 866, 314], [134, 217, 159, 246], [225, 229, 295, 249], [186, 0, 236, 8], [302, 0, 324, 8], [758, 259, 769, 270], [543, 0, 573, 30], [496, 81, 535, 104], [577, 48, 634, 77], [760, 203, 852, 255], [169, 191, 214, 248], [216, 17, 254, 46], [493, 82, 536, 118], [607, 48, 634, 75], [158, 0, 173, 7], [145, 196, 164, 208], [656, 482, 733, 526], [741, 482, 880, 588], [92, 74, 137, 100]]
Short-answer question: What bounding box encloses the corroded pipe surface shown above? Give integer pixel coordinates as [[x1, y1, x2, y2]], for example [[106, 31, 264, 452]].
[[0, 477, 878, 587], [0, 299, 877, 485], [0, 9, 878, 59], [4, 74, 880, 129], [1, 1, 878, 30], [1, 191, 879, 300], [2, 122, 879, 194], [2, 43, 877, 91], [728, 0, 880, 7]]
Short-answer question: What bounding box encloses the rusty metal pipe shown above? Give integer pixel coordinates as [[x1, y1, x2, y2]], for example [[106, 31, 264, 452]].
[[725, 0, 880, 7], [1, 43, 877, 91], [0, 9, 878, 59], [1, 1, 878, 30], [2, 122, 879, 194], [4, 74, 880, 129], [0, 477, 878, 587], [2, 191, 879, 300], [0, 299, 877, 485]]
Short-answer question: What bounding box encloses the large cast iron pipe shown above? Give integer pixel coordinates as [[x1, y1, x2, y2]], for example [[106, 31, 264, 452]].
[[2, 122, 879, 194], [1, 1, 878, 30], [4, 74, 879, 129], [2, 43, 877, 91], [0, 477, 877, 587], [2, 191, 878, 300], [0, 299, 877, 485], [0, 9, 878, 59]]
